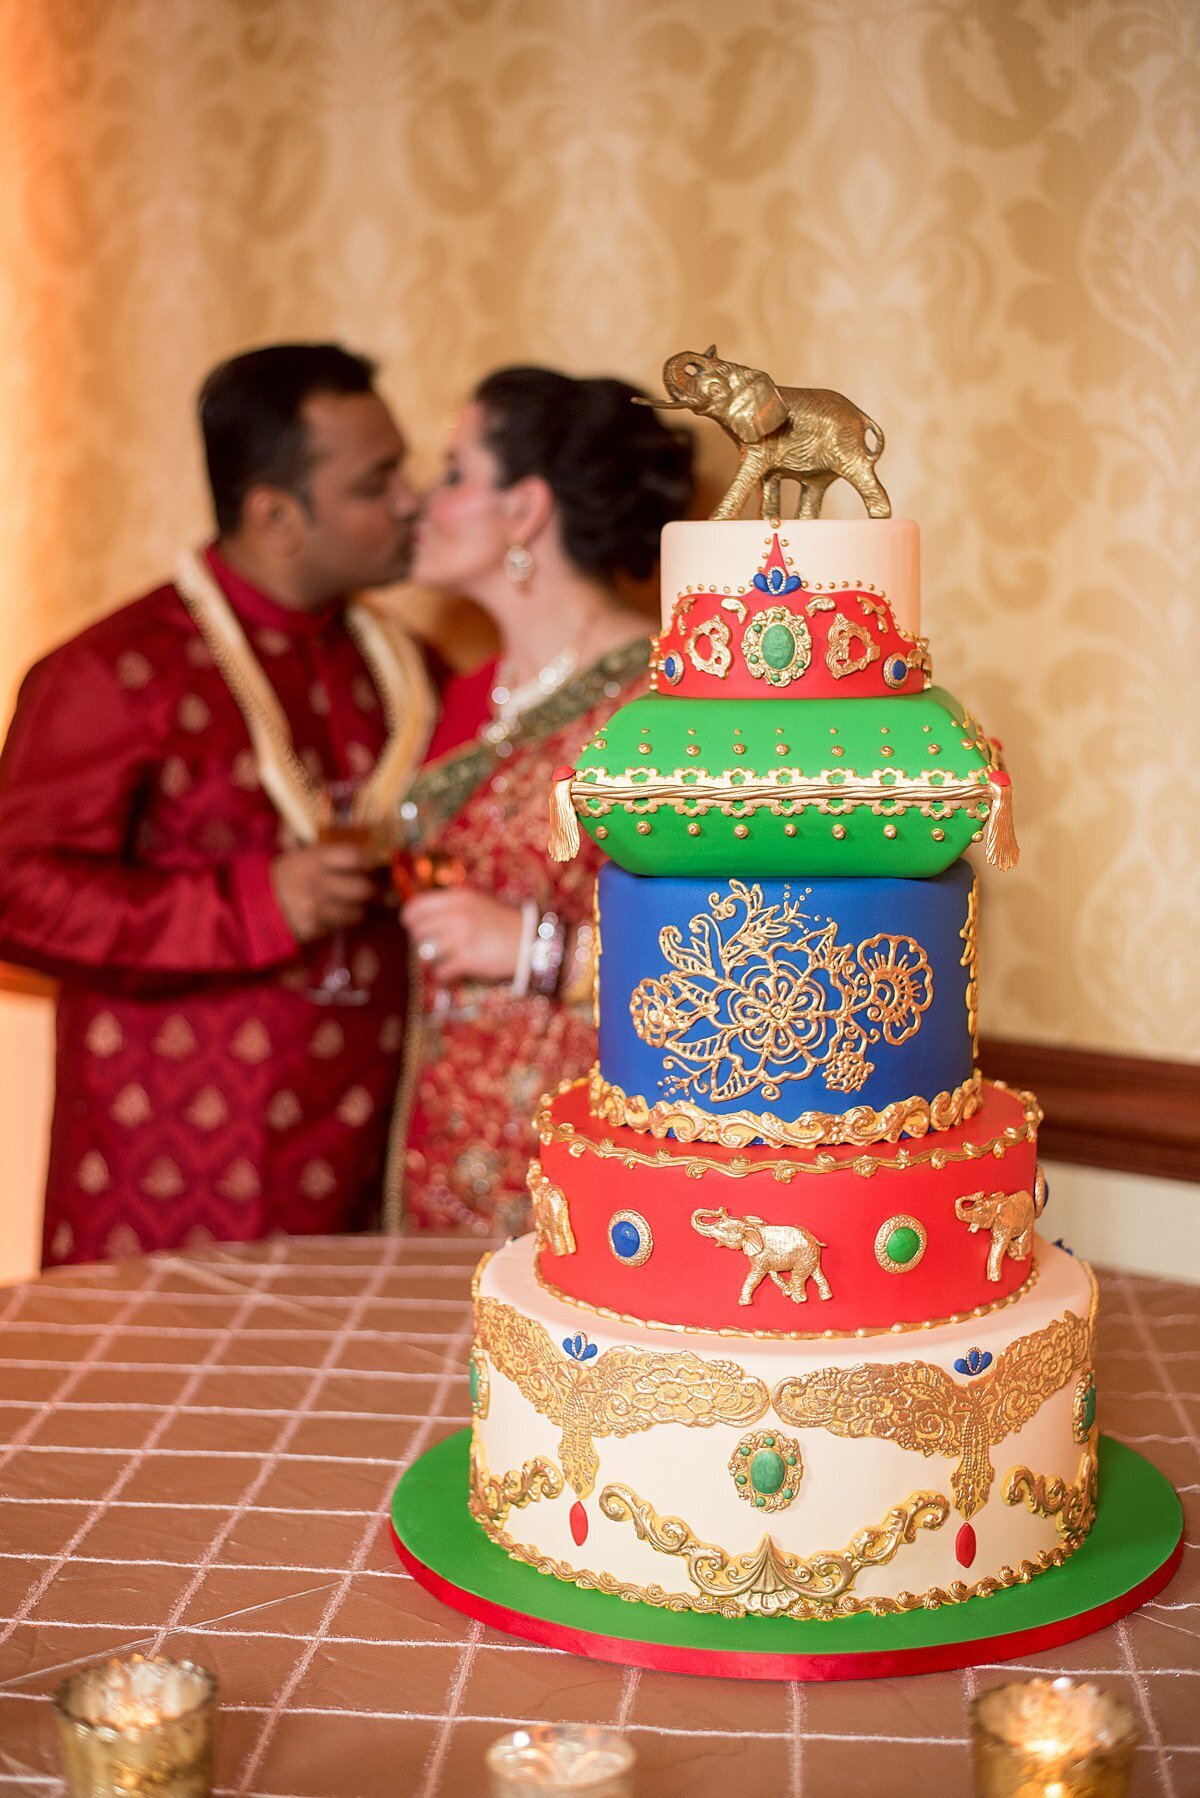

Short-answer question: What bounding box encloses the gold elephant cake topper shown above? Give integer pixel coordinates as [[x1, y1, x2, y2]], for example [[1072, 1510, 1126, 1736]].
[[638, 347, 891, 523]]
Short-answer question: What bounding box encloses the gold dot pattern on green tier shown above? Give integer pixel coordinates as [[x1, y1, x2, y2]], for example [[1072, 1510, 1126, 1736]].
[[636, 821, 651, 834], [884, 825, 897, 838], [687, 823, 700, 836], [784, 824, 797, 836], [734, 824, 748, 838], [833, 824, 846, 839], [776, 744, 790, 755], [932, 828, 945, 841], [881, 746, 894, 757], [638, 744, 651, 754]]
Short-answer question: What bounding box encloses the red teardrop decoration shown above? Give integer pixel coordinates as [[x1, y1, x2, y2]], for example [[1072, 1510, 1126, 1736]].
[[955, 1522, 977, 1568], [569, 1501, 588, 1546]]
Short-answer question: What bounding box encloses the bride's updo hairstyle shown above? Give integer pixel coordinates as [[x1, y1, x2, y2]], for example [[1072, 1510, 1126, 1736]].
[[473, 366, 695, 582]]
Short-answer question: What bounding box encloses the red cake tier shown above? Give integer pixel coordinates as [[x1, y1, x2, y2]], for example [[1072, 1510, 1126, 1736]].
[[531, 1076, 1045, 1337]]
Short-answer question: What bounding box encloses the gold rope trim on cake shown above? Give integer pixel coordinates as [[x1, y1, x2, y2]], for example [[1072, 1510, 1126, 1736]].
[[532, 1253, 1039, 1342], [772, 1272, 1097, 1521], [472, 1506, 1087, 1620], [473, 1296, 768, 1500], [589, 1067, 983, 1149], [598, 1483, 949, 1617], [537, 1077, 1042, 1181], [569, 765, 991, 819]]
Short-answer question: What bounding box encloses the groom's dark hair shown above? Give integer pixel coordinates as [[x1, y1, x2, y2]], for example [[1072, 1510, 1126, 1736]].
[[199, 342, 378, 534]]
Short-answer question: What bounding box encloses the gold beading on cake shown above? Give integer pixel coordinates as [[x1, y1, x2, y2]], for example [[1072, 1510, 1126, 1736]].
[[532, 1255, 1039, 1342], [468, 1437, 563, 1528], [589, 1067, 983, 1149], [571, 764, 992, 821], [537, 1076, 1041, 1182]]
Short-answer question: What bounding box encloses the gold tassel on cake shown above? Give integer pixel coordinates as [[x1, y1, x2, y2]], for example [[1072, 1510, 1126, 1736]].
[[548, 767, 581, 862], [985, 769, 1019, 871]]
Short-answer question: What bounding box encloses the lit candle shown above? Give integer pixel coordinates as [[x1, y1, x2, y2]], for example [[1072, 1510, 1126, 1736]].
[[54, 1654, 216, 1798], [969, 1678, 1140, 1798], [486, 1723, 635, 1797]]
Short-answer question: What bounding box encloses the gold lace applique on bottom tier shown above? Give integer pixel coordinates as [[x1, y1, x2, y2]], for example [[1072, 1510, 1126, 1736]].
[[772, 1280, 1096, 1520], [590, 1068, 983, 1150], [599, 1483, 949, 1616], [468, 1438, 563, 1528], [473, 1296, 769, 1499], [471, 1503, 1086, 1620], [1003, 1446, 1097, 1540]]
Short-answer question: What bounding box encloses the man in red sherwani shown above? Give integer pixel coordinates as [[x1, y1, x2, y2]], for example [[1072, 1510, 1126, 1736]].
[[0, 344, 440, 1266]]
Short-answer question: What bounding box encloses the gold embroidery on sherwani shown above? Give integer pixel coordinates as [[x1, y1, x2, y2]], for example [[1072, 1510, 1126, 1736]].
[[772, 1283, 1095, 1520], [217, 1159, 260, 1202], [230, 1020, 271, 1064], [77, 1152, 110, 1194], [115, 650, 153, 689], [141, 1157, 184, 1200], [174, 547, 437, 846], [153, 1016, 196, 1059], [110, 1084, 152, 1127], [267, 1091, 302, 1131], [86, 1013, 124, 1058], [184, 1087, 227, 1131], [474, 1296, 769, 1500]]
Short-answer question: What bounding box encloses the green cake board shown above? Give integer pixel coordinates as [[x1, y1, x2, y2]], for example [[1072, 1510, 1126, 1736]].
[[390, 1432, 1181, 1681]]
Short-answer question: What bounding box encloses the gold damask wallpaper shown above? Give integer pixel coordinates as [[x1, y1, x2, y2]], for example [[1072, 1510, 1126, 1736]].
[[0, 0, 1196, 1059]]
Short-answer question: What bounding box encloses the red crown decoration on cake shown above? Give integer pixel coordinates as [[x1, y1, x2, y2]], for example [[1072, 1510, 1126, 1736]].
[[651, 532, 931, 701]]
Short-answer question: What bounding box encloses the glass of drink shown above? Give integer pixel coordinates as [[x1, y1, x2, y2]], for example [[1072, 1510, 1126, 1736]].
[[390, 800, 466, 901], [306, 778, 373, 1007]]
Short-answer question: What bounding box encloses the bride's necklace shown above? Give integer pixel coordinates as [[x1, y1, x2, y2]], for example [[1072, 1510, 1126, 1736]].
[[481, 644, 580, 745]]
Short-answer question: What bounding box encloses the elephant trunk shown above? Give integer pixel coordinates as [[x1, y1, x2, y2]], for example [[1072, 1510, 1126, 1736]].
[[691, 1206, 728, 1238]]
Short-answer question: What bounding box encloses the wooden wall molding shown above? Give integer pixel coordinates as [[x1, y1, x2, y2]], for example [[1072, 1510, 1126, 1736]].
[[980, 1036, 1200, 1186], [0, 970, 1195, 1183]]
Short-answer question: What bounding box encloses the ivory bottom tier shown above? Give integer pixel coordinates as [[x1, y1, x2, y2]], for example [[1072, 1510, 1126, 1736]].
[[469, 1234, 1098, 1619]]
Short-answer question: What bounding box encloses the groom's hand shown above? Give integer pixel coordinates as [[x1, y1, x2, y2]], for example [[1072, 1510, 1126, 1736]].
[[271, 844, 376, 942]]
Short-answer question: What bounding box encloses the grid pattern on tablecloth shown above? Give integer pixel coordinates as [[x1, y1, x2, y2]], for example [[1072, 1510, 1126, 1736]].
[[0, 1238, 1196, 1798]]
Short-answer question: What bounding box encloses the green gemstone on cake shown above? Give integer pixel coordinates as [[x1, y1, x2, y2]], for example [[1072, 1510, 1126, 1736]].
[[886, 1225, 922, 1266], [750, 1449, 786, 1495], [760, 623, 797, 669], [1083, 1385, 1096, 1430], [468, 1359, 480, 1409]]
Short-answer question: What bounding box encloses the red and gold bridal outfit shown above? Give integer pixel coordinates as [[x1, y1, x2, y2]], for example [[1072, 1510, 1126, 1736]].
[[0, 547, 437, 1267], [393, 641, 649, 1237]]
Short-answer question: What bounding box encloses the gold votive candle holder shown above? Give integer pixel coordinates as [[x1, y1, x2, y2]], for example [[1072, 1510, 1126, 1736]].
[[969, 1677, 1140, 1797], [53, 1654, 217, 1797], [486, 1722, 636, 1796]]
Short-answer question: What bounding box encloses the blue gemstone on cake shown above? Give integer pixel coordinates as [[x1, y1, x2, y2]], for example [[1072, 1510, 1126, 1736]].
[[661, 652, 684, 685], [611, 1219, 642, 1259]]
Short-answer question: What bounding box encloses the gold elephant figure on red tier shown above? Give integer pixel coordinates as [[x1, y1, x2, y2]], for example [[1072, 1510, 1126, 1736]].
[[690, 1206, 833, 1307], [954, 1170, 1047, 1282], [639, 346, 891, 522]]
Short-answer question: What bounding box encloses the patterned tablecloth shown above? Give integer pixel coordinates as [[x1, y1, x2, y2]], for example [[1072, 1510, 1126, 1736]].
[[0, 1237, 1195, 1797]]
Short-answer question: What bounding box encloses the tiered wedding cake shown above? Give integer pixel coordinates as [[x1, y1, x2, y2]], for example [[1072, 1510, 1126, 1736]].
[[463, 395, 1098, 1624]]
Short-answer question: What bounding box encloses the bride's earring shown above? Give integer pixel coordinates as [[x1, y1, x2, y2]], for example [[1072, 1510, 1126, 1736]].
[[504, 540, 534, 584]]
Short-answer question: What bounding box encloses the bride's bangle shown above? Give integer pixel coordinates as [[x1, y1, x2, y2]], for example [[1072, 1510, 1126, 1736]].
[[511, 900, 538, 997], [527, 909, 566, 998]]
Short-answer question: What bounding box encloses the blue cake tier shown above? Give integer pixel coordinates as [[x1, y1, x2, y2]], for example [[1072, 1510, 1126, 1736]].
[[595, 860, 979, 1147]]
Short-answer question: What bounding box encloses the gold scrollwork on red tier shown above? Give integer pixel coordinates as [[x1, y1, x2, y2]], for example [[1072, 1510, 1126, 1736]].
[[589, 1067, 983, 1150], [1003, 1447, 1097, 1543], [468, 1437, 563, 1528], [473, 1297, 768, 1500], [630, 879, 934, 1103], [772, 1280, 1096, 1522], [598, 1483, 949, 1617], [538, 1076, 1041, 1180]]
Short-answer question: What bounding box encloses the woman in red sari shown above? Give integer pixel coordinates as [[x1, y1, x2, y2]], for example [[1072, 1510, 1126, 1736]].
[[390, 367, 693, 1234]]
